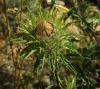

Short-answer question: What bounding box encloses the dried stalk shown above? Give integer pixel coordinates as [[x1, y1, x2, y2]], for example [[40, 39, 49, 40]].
[[1, 0, 11, 36]]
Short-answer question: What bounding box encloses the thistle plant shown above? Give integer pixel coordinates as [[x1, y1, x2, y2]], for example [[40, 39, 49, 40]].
[[14, 1, 82, 88], [14, 0, 100, 89]]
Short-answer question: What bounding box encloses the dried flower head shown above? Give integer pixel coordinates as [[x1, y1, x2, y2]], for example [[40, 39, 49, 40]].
[[34, 20, 55, 39]]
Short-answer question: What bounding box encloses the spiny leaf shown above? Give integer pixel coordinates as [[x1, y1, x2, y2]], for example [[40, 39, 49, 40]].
[[20, 44, 36, 58]]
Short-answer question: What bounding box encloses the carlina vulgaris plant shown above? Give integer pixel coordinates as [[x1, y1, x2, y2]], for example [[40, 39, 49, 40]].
[[15, 4, 83, 88]]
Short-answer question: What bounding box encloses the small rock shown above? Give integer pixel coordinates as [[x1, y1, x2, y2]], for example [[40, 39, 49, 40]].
[[96, 25, 100, 32], [41, 75, 51, 87]]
